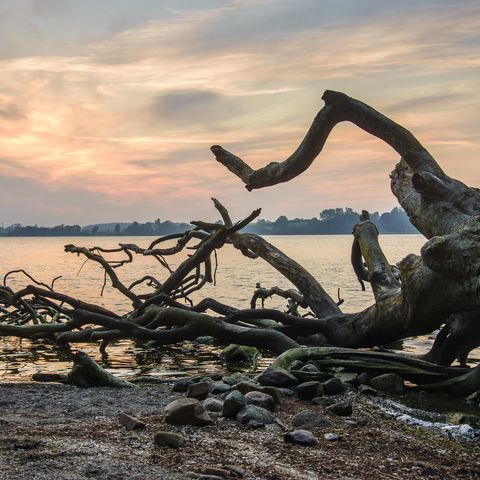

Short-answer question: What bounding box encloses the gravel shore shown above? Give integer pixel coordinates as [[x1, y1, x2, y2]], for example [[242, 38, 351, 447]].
[[0, 382, 479, 480]]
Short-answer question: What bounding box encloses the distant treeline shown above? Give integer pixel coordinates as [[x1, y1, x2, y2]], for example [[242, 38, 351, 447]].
[[244, 207, 418, 235], [0, 207, 417, 237]]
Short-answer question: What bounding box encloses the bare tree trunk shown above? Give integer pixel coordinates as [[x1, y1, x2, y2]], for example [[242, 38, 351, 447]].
[[2, 90, 480, 370]]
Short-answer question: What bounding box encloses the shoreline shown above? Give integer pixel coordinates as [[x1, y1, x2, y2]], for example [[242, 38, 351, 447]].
[[1, 381, 479, 480]]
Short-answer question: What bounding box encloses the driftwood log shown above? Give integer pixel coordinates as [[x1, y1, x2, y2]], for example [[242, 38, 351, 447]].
[[1, 90, 480, 393]]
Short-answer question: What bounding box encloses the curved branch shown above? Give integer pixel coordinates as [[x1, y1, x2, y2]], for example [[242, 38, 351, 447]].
[[211, 90, 442, 192], [212, 90, 480, 239]]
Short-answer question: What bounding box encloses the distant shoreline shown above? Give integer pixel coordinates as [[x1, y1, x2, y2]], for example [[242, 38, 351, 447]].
[[0, 231, 421, 238]]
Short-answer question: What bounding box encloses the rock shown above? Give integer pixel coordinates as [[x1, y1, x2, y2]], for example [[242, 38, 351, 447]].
[[322, 377, 346, 395], [245, 391, 275, 411], [164, 398, 214, 426], [284, 429, 317, 447], [344, 417, 367, 427], [220, 344, 260, 365], [203, 398, 224, 412], [370, 373, 404, 394], [324, 433, 339, 441], [358, 385, 378, 396], [299, 363, 320, 374], [210, 373, 223, 381], [153, 432, 185, 448], [201, 467, 231, 478], [327, 401, 353, 416], [258, 367, 298, 388], [211, 383, 231, 395], [247, 419, 265, 429], [153, 431, 184, 448], [225, 465, 246, 477], [357, 372, 374, 385], [450, 413, 480, 428], [199, 476, 225, 480], [311, 397, 336, 406], [222, 390, 246, 418], [292, 410, 332, 429], [297, 381, 323, 400], [233, 382, 283, 403], [466, 390, 480, 403], [305, 333, 328, 345], [222, 374, 245, 386], [279, 388, 296, 397], [193, 336, 216, 345], [334, 372, 359, 385], [187, 381, 211, 400], [290, 360, 304, 371], [119, 412, 146, 430], [236, 405, 274, 425], [171, 380, 193, 393]]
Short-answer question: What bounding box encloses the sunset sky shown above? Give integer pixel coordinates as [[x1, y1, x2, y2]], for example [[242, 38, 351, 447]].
[[0, 0, 479, 226]]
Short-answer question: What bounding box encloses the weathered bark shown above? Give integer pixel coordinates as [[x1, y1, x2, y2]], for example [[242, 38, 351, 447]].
[[212, 90, 480, 364]]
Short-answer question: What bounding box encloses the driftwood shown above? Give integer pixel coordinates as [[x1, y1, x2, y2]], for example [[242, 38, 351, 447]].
[[1, 90, 480, 394]]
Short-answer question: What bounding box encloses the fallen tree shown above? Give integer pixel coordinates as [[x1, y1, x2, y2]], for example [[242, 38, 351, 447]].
[[1, 90, 480, 392]]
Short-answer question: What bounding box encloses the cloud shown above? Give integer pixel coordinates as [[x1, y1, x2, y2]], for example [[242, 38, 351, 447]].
[[0, 0, 479, 224]]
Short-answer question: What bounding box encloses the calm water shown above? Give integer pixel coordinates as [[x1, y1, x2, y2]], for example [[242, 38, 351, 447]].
[[1, 234, 477, 380]]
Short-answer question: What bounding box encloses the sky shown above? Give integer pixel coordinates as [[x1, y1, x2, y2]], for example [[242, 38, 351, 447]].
[[0, 0, 479, 226]]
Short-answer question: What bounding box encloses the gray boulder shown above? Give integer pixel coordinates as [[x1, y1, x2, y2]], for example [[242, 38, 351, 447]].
[[222, 390, 246, 418], [220, 344, 260, 365], [358, 384, 378, 396], [233, 381, 283, 403], [236, 405, 274, 425], [297, 381, 323, 400], [171, 380, 193, 393], [164, 398, 214, 426], [203, 398, 224, 412], [322, 377, 346, 395], [284, 429, 317, 446], [153, 431, 185, 448], [258, 367, 298, 388], [211, 382, 231, 395], [370, 373, 404, 394], [245, 391, 275, 411], [299, 363, 320, 374], [326, 401, 353, 416], [292, 409, 332, 429], [187, 381, 211, 400]]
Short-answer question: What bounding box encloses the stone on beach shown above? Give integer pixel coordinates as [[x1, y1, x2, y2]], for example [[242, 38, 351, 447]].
[[164, 398, 214, 426]]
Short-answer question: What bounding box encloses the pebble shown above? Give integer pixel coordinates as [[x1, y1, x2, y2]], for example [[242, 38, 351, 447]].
[[324, 433, 339, 441], [297, 381, 323, 400], [370, 373, 404, 394], [284, 429, 317, 447], [164, 398, 214, 426], [322, 378, 346, 395], [245, 391, 275, 411], [222, 390, 246, 418], [153, 431, 184, 449], [203, 398, 224, 413], [236, 405, 274, 425], [187, 381, 211, 400], [211, 383, 231, 395], [118, 412, 146, 430], [292, 410, 332, 429], [326, 401, 353, 416], [258, 367, 298, 388]]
